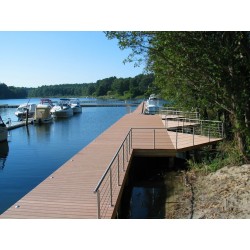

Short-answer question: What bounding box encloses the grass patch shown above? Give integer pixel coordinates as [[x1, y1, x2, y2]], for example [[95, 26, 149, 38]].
[[187, 140, 245, 173]]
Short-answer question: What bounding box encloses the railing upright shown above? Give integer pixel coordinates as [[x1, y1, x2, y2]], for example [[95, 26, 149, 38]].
[[201, 120, 203, 136], [193, 125, 195, 145], [176, 130, 178, 149], [122, 144, 125, 171], [129, 128, 133, 153], [208, 123, 211, 142], [109, 168, 113, 207], [96, 190, 101, 219], [154, 129, 156, 149], [117, 153, 120, 186]]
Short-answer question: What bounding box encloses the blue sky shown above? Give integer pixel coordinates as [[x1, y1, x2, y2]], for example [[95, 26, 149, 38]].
[[0, 1, 245, 89], [0, 31, 144, 88]]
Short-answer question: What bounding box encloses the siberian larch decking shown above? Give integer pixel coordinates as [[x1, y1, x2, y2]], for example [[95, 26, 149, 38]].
[[0, 103, 222, 219]]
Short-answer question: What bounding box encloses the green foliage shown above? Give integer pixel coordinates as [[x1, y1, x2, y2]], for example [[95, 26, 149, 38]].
[[0, 74, 155, 100], [27, 74, 154, 98], [106, 31, 250, 159], [188, 141, 245, 173], [0, 83, 28, 98]]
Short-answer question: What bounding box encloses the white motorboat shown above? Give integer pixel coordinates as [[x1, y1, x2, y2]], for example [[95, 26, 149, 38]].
[[69, 98, 82, 113], [0, 116, 8, 143], [14, 103, 36, 120], [50, 98, 73, 118], [33, 99, 54, 124], [144, 94, 160, 115]]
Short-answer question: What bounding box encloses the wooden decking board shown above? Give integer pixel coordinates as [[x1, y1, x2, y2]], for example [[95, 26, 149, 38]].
[[0, 103, 222, 219]]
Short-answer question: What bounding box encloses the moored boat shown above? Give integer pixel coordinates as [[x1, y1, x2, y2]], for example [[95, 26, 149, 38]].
[[69, 98, 82, 113], [33, 103, 53, 124], [144, 94, 160, 115], [50, 98, 73, 118], [0, 116, 8, 143], [14, 103, 36, 120]]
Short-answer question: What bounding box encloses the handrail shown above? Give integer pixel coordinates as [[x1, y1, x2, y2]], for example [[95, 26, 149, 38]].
[[163, 115, 224, 138], [93, 129, 132, 218], [93, 129, 132, 194]]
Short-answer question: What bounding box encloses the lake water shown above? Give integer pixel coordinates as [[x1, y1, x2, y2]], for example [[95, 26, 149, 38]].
[[0, 98, 136, 214]]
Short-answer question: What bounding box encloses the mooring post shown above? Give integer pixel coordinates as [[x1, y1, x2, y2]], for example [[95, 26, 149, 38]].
[[25, 109, 29, 125]]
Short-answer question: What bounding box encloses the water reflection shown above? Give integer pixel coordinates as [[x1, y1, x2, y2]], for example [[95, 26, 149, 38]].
[[34, 122, 53, 142], [129, 187, 165, 219], [118, 157, 187, 219], [0, 141, 9, 170]]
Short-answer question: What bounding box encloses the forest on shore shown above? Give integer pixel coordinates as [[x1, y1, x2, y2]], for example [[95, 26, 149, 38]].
[[0, 73, 155, 100]]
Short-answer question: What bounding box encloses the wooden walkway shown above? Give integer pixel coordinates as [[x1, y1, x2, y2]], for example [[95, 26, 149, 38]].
[[0, 103, 223, 219]]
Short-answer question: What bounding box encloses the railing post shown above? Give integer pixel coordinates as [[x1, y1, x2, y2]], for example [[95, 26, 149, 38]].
[[122, 144, 125, 171], [126, 136, 129, 162], [154, 129, 156, 149], [176, 130, 178, 149], [208, 124, 210, 142], [222, 122, 224, 138], [117, 153, 120, 186], [109, 168, 113, 206], [96, 190, 101, 219], [193, 126, 195, 145], [130, 129, 132, 151]]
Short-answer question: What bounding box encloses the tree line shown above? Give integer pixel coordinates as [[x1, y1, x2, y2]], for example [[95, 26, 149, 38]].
[[0, 83, 28, 99], [106, 31, 250, 159], [0, 74, 155, 99]]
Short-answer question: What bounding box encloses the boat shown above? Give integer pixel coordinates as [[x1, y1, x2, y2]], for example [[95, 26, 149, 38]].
[[50, 98, 73, 118], [33, 99, 54, 124], [39, 98, 54, 108], [0, 116, 8, 142], [14, 103, 36, 120], [144, 94, 160, 115], [69, 98, 82, 113]]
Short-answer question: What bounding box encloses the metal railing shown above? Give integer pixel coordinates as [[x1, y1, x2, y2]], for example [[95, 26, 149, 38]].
[[164, 116, 224, 139], [93, 129, 132, 219], [93, 124, 224, 218], [161, 109, 200, 119]]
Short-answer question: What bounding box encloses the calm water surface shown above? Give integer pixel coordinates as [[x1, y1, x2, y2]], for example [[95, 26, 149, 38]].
[[0, 101, 135, 214]]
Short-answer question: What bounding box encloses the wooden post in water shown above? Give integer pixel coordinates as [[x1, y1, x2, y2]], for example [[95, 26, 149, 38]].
[[25, 109, 29, 125]]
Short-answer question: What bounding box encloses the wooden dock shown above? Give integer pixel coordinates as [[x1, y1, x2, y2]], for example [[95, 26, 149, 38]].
[[0, 103, 223, 219]]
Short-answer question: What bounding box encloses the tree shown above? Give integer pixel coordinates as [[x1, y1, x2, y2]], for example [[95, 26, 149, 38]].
[[0, 83, 28, 98], [105, 31, 250, 158]]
